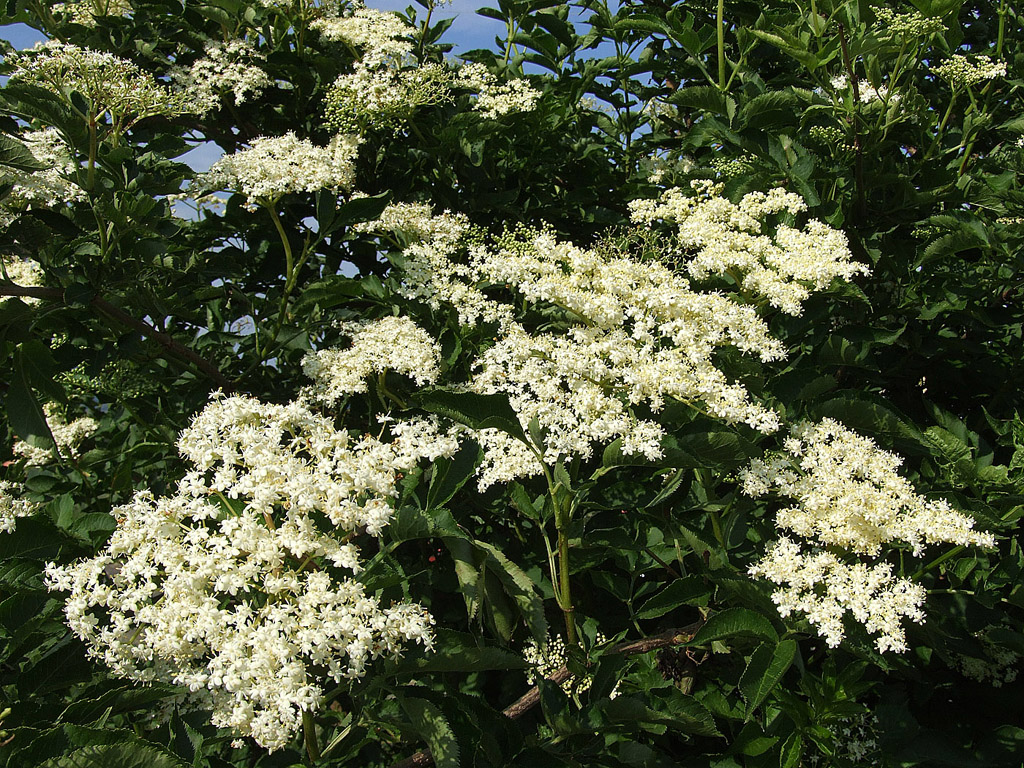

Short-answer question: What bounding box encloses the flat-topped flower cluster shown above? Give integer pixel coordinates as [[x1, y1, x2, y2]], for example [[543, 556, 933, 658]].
[[196, 132, 360, 208], [46, 394, 453, 751], [629, 180, 870, 315], [744, 419, 995, 652], [173, 39, 272, 115], [355, 200, 797, 486], [7, 41, 192, 128]]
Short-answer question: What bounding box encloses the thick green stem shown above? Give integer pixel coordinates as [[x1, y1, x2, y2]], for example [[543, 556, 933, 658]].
[[717, 0, 727, 89], [303, 710, 321, 762], [557, 525, 577, 646]]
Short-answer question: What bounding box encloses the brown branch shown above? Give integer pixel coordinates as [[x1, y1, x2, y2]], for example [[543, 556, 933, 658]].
[[390, 621, 705, 768], [0, 284, 234, 391]]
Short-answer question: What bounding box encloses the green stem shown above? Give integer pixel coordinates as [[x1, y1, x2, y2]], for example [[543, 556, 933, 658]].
[[717, 0, 727, 90], [924, 94, 958, 161], [911, 545, 964, 580], [87, 115, 98, 191], [557, 525, 577, 646], [377, 370, 407, 409], [303, 710, 321, 762], [710, 510, 725, 548], [996, 0, 1007, 56], [266, 202, 301, 343], [417, 2, 434, 61]]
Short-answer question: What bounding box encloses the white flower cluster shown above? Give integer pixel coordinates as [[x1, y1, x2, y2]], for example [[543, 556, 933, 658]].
[[7, 42, 190, 128], [629, 180, 870, 315], [196, 132, 359, 209], [1, 129, 85, 222], [523, 632, 617, 698], [52, 0, 132, 26], [46, 394, 452, 751], [828, 74, 897, 104], [13, 403, 98, 466], [874, 7, 945, 38], [456, 63, 541, 119], [317, 5, 453, 133], [175, 40, 272, 115], [740, 418, 995, 556], [954, 637, 1019, 687], [325, 63, 452, 133], [932, 54, 1007, 88], [806, 712, 881, 768], [1, 256, 45, 302], [750, 538, 926, 653], [311, 7, 414, 68], [743, 419, 995, 652], [353, 201, 468, 243], [366, 207, 786, 485], [0, 480, 37, 534], [302, 316, 442, 403]]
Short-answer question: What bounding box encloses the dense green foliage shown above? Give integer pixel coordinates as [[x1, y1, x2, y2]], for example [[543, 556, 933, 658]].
[[0, 0, 1022, 766]]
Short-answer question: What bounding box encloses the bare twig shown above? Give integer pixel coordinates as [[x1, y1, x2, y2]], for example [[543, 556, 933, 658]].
[[0, 284, 234, 391], [390, 621, 705, 768]]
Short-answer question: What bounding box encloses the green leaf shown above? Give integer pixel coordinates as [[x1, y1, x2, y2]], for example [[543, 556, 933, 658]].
[[426, 441, 481, 509], [636, 576, 710, 619], [780, 732, 804, 768], [390, 629, 528, 675], [8, 343, 59, 451], [414, 388, 528, 443], [401, 698, 459, 768], [38, 742, 187, 768], [0, 133, 45, 172], [334, 191, 390, 228], [669, 85, 736, 119], [739, 640, 797, 719], [689, 608, 778, 646], [474, 538, 548, 643]]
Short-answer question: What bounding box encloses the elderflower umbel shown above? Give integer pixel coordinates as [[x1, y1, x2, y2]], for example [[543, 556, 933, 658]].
[[46, 394, 453, 751], [828, 74, 897, 104], [456, 63, 541, 119], [52, 0, 132, 26], [629, 180, 869, 315], [523, 632, 618, 698], [173, 39, 272, 115], [196, 132, 359, 209], [353, 201, 469, 243], [7, 42, 191, 129], [302, 316, 442, 403], [954, 636, 1019, 687], [740, 418, 995, 556], [932, 54, 1007, 88], [366, 206, 787, 485], [0, 481, 37, 534], [750, 538, 927, 653], [324, 63, 453, 133], [743, 419, 995, 652], [874, 7, 945, 38], [13, 403, 98, 466], [311, 7, 415, 68]]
